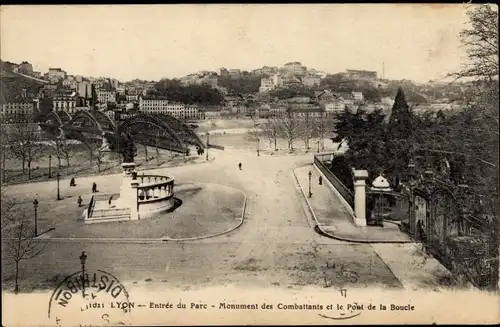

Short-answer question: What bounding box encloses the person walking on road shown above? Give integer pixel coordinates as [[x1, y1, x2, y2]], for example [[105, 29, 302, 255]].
[[70, 177, 76, 187], [319, 176, 323, 185], [238, 162, 242, 170], [77, 196, 83, 207], [92, 182, 97, 193]]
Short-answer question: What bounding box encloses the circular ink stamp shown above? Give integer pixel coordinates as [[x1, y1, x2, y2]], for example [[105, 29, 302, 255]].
[[48, 268, 132, 326]]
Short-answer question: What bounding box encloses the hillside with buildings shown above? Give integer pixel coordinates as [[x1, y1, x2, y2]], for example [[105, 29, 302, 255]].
[[0, 57, 473, 124]]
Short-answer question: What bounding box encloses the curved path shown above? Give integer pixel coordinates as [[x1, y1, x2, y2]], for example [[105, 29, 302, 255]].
[[2, 148, 402, 292]]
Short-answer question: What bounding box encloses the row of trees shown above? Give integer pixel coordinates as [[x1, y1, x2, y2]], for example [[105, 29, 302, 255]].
[[249, 110, 335, 153], [0, 118, 120, 181]]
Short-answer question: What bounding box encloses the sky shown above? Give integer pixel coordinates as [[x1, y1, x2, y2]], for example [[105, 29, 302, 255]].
[[0, 4, 474, 83]]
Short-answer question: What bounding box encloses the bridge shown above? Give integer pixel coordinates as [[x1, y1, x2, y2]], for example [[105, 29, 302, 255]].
[[38, 110, 206, 155]]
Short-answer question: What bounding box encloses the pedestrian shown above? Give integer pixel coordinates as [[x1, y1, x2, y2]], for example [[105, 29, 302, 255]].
[[318, 176, 323, 185], [238, 162, 242, 170], [70, 177, 76, 187], [108, 195, 113, 206], [92, 182, 97, 193], [77, 196, 83, 207]]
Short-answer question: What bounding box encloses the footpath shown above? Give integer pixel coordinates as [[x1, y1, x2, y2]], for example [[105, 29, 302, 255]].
[[294, 165, 411, 243], [294, 164, 459, 290]]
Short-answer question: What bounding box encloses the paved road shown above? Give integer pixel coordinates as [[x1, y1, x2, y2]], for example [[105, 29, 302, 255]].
[[2, 148, 402, 292]]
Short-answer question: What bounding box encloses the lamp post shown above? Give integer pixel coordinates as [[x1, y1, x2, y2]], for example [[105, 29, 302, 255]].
[[33, 198, 39, 236], [257, 138, 260, 156], [48, 154, 52, 178], [56, 172, 61, 200], [317, 140, 320, 154], [79, 251, 87, 297], [308, 170, 312, 198]]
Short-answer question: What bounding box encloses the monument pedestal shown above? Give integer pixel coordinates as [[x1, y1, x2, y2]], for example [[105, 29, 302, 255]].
[[114, 162, 139, 220]]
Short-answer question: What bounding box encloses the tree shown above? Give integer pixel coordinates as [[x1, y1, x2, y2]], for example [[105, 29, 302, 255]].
[[90, 141, 107, 172], [262, 117, 281, 151], [8, 119, 44, 179], [1, 127, 10, 181], [1, 190, 47, 293], [280, 108, 299, 151], [452, 5, 498, 81], [58, 138, 78, 173], [313, 111, 330, 152], [333, 106, 387, 179], [298, 111, 312, 150], [385, 88, 414, 183]]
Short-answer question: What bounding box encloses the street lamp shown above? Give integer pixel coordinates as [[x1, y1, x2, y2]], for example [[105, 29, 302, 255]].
[[317, 140, 320, 154], [79, 251, 87, 297], [257, 138, 260, 156], [33, 198, 39, 236], [48, 154, 52, 178], [56, 172, 61, 200], [308, 170, 312, 198]]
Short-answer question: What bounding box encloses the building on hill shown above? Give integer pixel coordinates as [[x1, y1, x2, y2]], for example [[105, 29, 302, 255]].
[[97, 90, 117, 104], [352, 91, 364, 102], [284, 62, 307, 77], [1, 61, 18, 71], [219, 68, 230, 77], [302, 75, 321, 88], [281, 76, 302, 88], [345, 69, 377, 80], [18, 61, 33, 75], [229, 69, 241, 79], [48, 68, 67, 83], [261, 66, 278, 75], [259, 77, 274, 93]]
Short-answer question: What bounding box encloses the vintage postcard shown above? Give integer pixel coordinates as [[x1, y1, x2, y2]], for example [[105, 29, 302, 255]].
[[1, 4, 499, 326]]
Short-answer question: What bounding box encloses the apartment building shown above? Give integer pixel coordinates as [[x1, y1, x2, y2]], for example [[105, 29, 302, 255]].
[[53, 91, 79, 114], [1, 101, 35, 120], [138, 97, 200, 120], [97, 90, 117, 104]]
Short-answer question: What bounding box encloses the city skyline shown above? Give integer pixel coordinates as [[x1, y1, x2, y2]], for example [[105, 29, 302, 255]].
[[1, 4, 472, 83]]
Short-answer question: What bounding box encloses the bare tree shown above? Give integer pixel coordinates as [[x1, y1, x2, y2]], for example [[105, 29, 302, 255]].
[[90, 141, 107, 173], [262, 117, 281, 152], [1, 127, 11, 182], [8, 119, 44, 179], [452, 5, 499, 81], [314, 111, 330, 152], [298, 110, 312, 150], [1, 194, 47, 294], [58, 139, 78, 174], [280, 107, 299, 151]]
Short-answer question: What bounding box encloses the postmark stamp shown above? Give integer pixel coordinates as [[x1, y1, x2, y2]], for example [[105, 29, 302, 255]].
[[48, 268, 132, 326]]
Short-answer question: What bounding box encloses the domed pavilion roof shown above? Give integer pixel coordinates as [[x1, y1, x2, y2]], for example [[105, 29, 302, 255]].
[[371, 174, 392, 191]]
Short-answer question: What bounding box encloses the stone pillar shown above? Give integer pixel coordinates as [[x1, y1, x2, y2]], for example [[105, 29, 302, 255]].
[[353, 169, 369, 227], [130, 182, 139, 220]]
